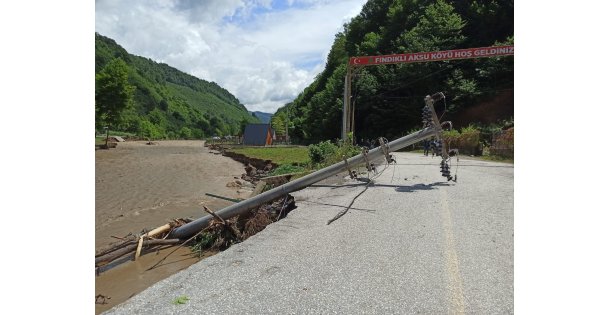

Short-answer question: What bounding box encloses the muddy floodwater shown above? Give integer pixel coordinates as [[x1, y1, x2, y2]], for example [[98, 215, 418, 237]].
[[95, 140, 250, 313]]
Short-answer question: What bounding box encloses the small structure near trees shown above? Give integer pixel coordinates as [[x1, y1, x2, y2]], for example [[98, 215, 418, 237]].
[[243, 124, 273, 146]]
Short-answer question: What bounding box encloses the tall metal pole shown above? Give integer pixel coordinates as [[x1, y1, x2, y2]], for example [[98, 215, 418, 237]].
[[347, 65, 353, 140], [170, 127, 435, 239], [350, 91, 355, 144], [425, 93, 448, 159], [342, 65, 353, 141], [342, 70, 347, 141], [169, 91, 446, 240], [285, 107, 289, 144]]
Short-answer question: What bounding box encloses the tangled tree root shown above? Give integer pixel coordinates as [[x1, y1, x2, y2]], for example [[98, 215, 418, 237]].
[[95, 196, 296, 274]]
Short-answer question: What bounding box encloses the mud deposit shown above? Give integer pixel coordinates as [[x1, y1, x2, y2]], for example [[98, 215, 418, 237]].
[[95, 140, 251, 313]]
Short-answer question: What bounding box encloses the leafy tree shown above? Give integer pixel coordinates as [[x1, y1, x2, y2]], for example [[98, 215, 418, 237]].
[[139, 119, 162, 139], [191, 128, 203, 139], [359, 31, 381, 55], [148, 108, 167, 127], [239, 118, 249, 135], [277, 0, 512, 144], [271, 113, 286, 136], [180, 126, 192, 139], [159, 99, 169, 111], [209, 116, 227, 136], [95, 58, 135, 130], [396, 0, 466, 52], [196, 118, 211, 136]]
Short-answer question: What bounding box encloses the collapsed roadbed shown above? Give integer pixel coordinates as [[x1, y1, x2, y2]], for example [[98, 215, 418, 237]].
[[96, 92, 453, 276]]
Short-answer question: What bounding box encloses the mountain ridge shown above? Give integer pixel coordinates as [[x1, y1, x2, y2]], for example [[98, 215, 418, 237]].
[[249, 111, 273, 124], [95, 33, 260, 138]]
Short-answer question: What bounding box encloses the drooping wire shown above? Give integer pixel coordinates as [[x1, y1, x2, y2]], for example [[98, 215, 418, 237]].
[[439, 95, 447, 121], [327, 159, 390, 225]]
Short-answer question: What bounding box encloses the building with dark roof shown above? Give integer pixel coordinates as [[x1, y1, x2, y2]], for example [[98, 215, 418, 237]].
[[243, 124, 273, 146]]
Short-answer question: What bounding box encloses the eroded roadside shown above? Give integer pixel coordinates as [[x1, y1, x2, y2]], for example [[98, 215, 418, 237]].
[[95, 141, 295, 314]]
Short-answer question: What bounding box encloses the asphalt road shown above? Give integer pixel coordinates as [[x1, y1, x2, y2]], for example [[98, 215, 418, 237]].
[[104, 152, 513, 314]]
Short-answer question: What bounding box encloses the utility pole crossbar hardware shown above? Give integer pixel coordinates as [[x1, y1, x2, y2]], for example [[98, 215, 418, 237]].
[[169, 93, 452, 240]]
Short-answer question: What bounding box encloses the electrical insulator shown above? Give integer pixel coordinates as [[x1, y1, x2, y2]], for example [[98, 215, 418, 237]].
[[422, 106, 433, 128], [435, 140, 443, 156], [440, 159, 452, 180]]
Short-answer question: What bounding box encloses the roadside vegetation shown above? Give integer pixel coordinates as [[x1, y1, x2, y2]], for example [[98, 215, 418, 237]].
[[479, 154, 513, 164], [229, 146, 310, 166], [276, 0, 513, 144], [226, 121, 513, 177], [225, 133, 364, 176], [226, 146, 310, 176]]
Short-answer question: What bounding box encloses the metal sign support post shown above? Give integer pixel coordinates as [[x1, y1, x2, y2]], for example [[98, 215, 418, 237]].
[[342, 65, 353, 141]]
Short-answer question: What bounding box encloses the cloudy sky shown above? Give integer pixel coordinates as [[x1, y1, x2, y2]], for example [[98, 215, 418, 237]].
[[95, 0, 366, 113]]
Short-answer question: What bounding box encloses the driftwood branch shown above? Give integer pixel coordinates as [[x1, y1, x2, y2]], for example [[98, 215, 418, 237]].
[[146, 228, 210, 271], [95, 239, 181, 265], [135, 223, 173, 260], [203, 206, 225, 224], [95, 235, 138, 257]]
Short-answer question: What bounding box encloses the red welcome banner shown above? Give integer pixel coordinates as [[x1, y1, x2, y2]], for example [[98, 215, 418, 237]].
[[349, 45, 514, 66]]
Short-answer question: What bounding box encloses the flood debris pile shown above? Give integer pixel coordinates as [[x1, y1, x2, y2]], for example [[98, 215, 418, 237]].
[[241, 162, 274, 183], [191, 195, 295, 255], [95, 195, 296, 275], [95, 218, 192, 274]]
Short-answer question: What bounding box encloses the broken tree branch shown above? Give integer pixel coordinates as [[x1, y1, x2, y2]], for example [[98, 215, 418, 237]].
[[95, 239, 181, 265]]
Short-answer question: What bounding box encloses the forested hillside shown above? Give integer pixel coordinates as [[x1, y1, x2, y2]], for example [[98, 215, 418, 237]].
[[250, 111, 273, 124], [95, 33, 259, 139], [277, 0, 513, 144]]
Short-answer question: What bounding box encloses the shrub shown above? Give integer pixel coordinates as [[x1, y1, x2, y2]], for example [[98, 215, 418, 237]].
[[139, 119, 163, 140], [308, 140, 338, 165], [326, 137, 360, 165], [307, 133, 360, 167], [190, 232, 215, 255], [459, 125, 481, 154], [180, 126, 192, 139], [442, 129, 460, 148], [191, 128, 203, 139]]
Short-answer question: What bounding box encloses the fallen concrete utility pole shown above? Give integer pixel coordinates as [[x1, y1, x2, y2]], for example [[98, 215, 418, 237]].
[[169, 93, 449, 240]]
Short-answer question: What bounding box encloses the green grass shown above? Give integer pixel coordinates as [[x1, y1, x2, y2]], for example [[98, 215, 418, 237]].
[[478, 155, 514, 164], [268, 164, 307, 176], [172, 295, 189, 305], [228, 146, 310, 166], [190, 232, 215, 256], [95, 137, 106, 145]]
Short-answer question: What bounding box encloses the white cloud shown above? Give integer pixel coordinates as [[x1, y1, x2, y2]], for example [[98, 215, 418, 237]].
[[95, 0, 366, 113]]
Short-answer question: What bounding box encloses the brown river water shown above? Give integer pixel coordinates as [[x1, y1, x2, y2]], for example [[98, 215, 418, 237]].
[[95, 140, 250, 313]]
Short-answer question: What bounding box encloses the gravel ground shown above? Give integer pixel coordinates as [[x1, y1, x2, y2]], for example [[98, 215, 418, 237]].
[[104, 152, 513, 314]]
